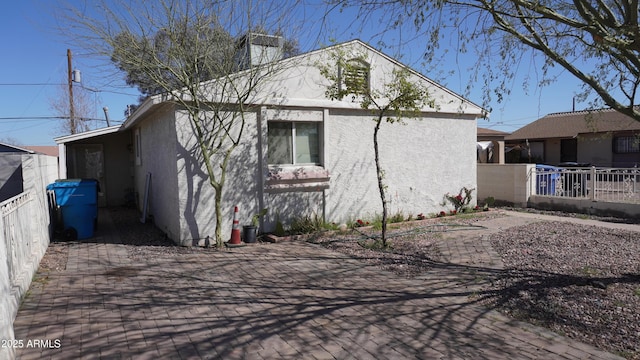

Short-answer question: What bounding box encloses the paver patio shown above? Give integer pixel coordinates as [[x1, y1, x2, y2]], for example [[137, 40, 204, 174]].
[[12, 210, 632, 359]]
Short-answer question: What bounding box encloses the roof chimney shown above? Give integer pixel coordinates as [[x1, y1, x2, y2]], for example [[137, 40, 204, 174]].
[[235, 33, 284, 70]]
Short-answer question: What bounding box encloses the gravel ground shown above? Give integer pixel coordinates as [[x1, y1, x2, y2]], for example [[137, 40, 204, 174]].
[[485, 221, 640, 359], [313, 211, 640, 359], [34, 207, 640, 359]]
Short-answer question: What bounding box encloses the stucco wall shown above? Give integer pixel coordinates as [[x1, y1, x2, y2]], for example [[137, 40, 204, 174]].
[[135, 105, 181, 242], [168, 105, 478, 243], [174, 109, 262, 246], [477, 164, 535, 207], [134, 41, 484, 244], [578, 133, 613, 166], [326, 110, 477, 222]]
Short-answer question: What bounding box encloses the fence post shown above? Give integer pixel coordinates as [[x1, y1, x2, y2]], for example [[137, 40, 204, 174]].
[[590, 166, 596, 201], [527, 165, 536, 199]]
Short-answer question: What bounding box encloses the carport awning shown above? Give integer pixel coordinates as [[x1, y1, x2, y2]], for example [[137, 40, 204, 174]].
[[54, 125, 122, 144], [477, 141, 494, 150]]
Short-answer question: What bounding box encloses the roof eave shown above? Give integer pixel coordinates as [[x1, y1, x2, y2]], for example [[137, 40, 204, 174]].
[[54, 125, 122, 144]]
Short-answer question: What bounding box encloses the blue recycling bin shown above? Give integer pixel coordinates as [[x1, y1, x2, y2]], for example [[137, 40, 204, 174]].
[[46, 179, 98, 240], [536, 165, 562, 196]]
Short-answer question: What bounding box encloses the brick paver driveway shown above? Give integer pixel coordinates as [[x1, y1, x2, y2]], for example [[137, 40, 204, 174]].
[[13, 212, 624, 359]]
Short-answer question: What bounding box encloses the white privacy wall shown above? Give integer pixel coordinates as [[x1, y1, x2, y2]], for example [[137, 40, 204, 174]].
[[1, 154, 57, 360]]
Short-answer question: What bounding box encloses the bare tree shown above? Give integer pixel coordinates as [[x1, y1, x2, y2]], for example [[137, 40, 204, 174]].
[[61, 0, 299, 246], [0, 137, 23, 146], [49, 80, 98, 135], [318, 48, 431, 246], [332, 0, 640, 122]]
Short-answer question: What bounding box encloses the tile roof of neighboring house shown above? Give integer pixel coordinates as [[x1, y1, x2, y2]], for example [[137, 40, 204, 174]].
[[477, 127, 510, 136], [505, 108, 640, 141], [23, 146, 59, 157]]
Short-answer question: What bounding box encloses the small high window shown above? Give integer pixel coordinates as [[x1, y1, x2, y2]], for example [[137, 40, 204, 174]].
[[268, 122, 320, 165]]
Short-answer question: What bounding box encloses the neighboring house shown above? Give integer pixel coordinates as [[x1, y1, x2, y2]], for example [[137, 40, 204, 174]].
[[22, 146, 59, 158], [0, 143, 35, 202], [477, 127, 509, 164], [57, 39, 484, 246], [505, 108, 640, 167]]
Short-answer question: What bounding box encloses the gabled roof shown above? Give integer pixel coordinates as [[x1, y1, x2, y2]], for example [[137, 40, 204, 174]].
[[505, 108, 640, 141], [123, 39, 487, 129]]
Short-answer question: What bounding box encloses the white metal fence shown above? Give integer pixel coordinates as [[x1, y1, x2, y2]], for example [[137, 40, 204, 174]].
[[534, 166, 640, 204]]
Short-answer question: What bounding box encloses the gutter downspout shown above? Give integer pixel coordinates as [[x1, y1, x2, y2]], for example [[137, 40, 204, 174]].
[[257, 106, 267, 230]]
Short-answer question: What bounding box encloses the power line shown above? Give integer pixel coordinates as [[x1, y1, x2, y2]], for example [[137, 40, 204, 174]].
[[0, 83, 66, 86], [0, 83, 138, 96], [0, 116, 122, 123]]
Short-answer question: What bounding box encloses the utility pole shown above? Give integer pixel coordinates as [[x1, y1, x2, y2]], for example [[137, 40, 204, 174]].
[[67, 49, 76, 134]]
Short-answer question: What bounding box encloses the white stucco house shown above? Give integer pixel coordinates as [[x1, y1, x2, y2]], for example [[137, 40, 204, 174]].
[[56, 39, 485, 246]]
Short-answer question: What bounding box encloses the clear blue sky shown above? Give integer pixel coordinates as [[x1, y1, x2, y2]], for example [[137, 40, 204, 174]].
[[1, 0, 587, 146]]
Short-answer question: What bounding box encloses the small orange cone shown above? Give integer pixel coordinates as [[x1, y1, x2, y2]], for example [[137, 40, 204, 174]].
[[229, 206, 241, 244]]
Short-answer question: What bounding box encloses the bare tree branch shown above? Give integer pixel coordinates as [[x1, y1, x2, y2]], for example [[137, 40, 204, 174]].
[[335, 0, 640, 121], [61, 0, 303, 246]]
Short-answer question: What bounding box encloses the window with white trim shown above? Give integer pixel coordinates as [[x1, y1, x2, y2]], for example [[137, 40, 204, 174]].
[[268, 122, 320, 165]]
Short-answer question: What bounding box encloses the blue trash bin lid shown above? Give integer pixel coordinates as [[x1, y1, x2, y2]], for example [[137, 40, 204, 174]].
[[536, 164, 562, 171], [46, 179, 98, 206]]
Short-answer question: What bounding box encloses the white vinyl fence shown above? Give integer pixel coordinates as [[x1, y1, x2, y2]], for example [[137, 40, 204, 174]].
[[478, 164, 640, 218], [0, 154, 57, 360]]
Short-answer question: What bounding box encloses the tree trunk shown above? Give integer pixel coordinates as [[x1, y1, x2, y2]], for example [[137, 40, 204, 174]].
[[214, 184, 223, 247], [373, 116, 388, 246], [212, 147, 234, 247]]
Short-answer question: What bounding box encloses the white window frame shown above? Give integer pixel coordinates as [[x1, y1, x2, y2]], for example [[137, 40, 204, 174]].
[[268, 121, 322, 166]]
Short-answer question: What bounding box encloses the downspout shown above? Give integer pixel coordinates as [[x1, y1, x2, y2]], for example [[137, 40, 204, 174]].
[[257, 106, 267, 230], [322, 109, 330, 223]]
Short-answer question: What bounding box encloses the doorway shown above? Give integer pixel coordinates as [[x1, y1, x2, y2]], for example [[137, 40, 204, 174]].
[[71, 144, 107, 207], [561, 138, 578, 163]]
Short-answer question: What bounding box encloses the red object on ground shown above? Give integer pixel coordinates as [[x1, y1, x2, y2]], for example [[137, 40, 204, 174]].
[[229, 206, 241, 244]]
